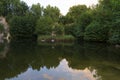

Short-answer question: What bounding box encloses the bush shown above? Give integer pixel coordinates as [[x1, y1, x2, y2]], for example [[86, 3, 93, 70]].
[[9, 16, 36, 39], [52, 23, 64, 35], [36, 17, 53, 35], [108, 30, 120, 44], [64, 24, 72, 35], [75, 11, 92, 38], [64, 23, 76, 37], [84, 21, 109, 42]]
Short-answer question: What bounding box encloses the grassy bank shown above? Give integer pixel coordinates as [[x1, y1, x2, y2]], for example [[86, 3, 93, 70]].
[[38, 35, 75, 42]]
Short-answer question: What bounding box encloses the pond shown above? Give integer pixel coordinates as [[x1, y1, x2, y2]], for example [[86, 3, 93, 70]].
[[0, 40, 120, 80]]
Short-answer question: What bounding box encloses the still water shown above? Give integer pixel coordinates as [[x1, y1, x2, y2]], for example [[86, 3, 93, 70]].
[[0, 40, 120, 80]]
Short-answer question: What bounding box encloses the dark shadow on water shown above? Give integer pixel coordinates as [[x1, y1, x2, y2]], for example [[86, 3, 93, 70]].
[[9, 39, 37, 54]]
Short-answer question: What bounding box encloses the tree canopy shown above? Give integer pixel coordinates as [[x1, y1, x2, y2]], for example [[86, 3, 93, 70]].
[[0, 0, 120, 43]]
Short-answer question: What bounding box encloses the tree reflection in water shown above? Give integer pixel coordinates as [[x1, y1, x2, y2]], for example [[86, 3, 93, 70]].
[[0, 40, 120, 80], [0, 40, 9, 59]]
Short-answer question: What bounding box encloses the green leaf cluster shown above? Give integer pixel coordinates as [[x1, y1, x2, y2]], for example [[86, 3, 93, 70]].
[[9, 16, 36, 39]]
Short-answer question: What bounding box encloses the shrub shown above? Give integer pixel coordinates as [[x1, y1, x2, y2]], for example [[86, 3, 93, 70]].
[[36, 17, 53, 35], [84, 21, 109, 42], [9, 16, 36, 39], [108, 30, 120, 44], [52, 23, 64, 35]]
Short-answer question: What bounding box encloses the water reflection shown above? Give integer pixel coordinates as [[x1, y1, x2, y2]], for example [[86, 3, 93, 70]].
[[0, 41, 120, 80], [0, 41, 9, 59], [7, 59, 100, 80]]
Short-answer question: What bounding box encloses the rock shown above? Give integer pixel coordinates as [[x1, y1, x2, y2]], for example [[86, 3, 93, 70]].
[[0, 16, 10, 41]]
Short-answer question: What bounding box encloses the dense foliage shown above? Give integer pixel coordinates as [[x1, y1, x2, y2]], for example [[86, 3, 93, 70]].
[[36, 5, 61, 35], [64, 0, 120, 44], [0, 0, 120, 43], [84, 21, 109, 42], [9, 16, 36, 39]]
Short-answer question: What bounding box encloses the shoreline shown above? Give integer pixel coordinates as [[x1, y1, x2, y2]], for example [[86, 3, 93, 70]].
[[38, 35, 75, 43]]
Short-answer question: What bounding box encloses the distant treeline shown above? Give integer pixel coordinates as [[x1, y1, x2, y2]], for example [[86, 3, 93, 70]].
[[0, 0, 120, 44]]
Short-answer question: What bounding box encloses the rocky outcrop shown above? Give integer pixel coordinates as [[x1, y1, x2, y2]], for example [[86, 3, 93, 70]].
[[0, 16, 10, 41]]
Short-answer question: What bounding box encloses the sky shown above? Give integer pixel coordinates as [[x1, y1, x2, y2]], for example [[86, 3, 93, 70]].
[[22, 0, 98, 15]]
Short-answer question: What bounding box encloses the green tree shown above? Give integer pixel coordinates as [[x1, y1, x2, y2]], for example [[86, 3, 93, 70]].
[[65, 5, 89, 38], [9, 16, 36, 39], [84, 21, 109, 41], [0, 0, 28, 17], [43, 5, 60, 22], [31, 3, 43, 18], [108, 0, 120, 44], [36, 16, 53, 35], [14, 1, 29, 16], [36, 5, 61, 35], [82, 0, 120, 43], [67, 5, 88, 22], [74, 10, 92, 38]]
